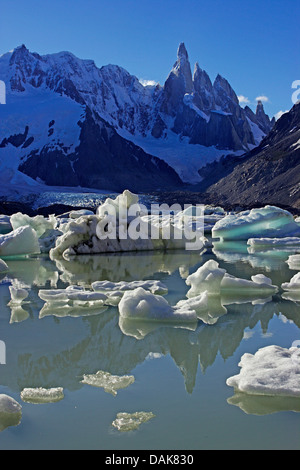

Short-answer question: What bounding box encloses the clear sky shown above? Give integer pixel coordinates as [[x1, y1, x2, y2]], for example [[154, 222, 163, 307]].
[[0, 0, 299, 119]]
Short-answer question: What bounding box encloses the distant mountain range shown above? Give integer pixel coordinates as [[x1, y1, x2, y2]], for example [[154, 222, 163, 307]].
[[0, 43, 275, 194]]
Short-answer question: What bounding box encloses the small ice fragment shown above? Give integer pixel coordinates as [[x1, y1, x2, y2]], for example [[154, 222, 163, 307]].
[[8, 286, 29, 304], [20, 387, 64, 404], [112, 411, 155, 432], [81, 370, 135, 396]]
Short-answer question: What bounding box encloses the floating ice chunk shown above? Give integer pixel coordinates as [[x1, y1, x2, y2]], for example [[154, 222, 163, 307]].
[[185, 260, 278, 298], [0, 225, 41, 257], [0, 394, 22, 413], [112, 411, 155, 432], [0, 258, 8, 272], [247, 237, 300, 247], [286, 254, 300, 270], [185, 259, 226, 297], [281, 272, 300, 291], [20, 387, 64, 404], [81, 370, 135, 396], [8, 286, 28, 304], [0, 394, 22, 431], [212, 206, 300, 241], [118, 287, 197, 322], [10, 212, 57, 238], [92, 279, 168, 295], [226, 345, 300, 397]]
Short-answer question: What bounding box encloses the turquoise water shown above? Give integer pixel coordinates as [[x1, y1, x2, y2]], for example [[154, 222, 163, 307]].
[[0, 245, 299, 450]]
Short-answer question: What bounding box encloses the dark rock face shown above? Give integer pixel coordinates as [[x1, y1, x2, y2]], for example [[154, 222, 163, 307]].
[[19, 108, 182, 192], [203, 103, 300, 209]]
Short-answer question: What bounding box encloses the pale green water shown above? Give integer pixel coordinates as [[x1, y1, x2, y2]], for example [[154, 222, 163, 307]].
[[0, 244, 299, 450]]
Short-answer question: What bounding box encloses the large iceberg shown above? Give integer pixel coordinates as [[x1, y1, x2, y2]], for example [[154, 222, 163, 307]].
[[226, 345, 300, 397], [49, 190, 207, 259], [212, 206, 300, 241]]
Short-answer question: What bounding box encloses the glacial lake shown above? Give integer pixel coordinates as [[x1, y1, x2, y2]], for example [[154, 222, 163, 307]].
[[0, 243, 299, 450]]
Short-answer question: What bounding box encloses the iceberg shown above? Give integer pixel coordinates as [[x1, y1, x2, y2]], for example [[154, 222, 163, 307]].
[[212, 206, 300, 241], [49, 190, 206, 259], [10, 212, 62, 253], [185, 260, 278, 298], [0, 258, 8, 272], [0, 394, 22, 432], [20, 387, 64, 404], [0, 394, 22, 413], [281, 272, 300, 291], [0, 225, 41, 257], [118, 287, 197, 323], [10, 212, 57, 238], [81, 370, 135, 396], [226, 345, 300, 397], [286, 254, 300, 270]]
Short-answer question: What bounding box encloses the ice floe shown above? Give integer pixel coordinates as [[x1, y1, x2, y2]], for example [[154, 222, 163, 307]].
[[112, 411, 155, 432], [81, 370, 135, 396], [20, 387, 64, 404], [226, 345, 300, 397], [212, 206, 300, 241]]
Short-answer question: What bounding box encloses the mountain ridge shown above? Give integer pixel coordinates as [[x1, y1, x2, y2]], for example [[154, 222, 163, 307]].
[[0, 42, 275, 192]]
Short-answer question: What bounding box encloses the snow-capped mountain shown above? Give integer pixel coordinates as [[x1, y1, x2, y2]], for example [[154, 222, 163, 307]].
[[0, 43, 274, 191]]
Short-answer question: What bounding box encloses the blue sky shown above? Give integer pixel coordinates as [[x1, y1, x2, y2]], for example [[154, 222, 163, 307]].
[[0, 0, 299, 118]]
